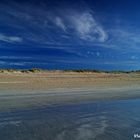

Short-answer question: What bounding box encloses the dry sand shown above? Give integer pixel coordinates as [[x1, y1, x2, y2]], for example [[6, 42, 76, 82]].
[[0, 71, 140, 111]]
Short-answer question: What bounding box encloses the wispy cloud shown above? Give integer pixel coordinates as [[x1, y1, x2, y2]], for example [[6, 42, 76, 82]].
[[55, 17, 66, 31], [0, 0, 108, 46], [0, 56, 33, 59], [0, 34, 22, 43], [69, 12, 108, 42], [108, 28, 140, 51]]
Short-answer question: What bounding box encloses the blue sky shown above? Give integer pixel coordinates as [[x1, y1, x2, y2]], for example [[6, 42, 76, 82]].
[[0, 0, 140, 70]]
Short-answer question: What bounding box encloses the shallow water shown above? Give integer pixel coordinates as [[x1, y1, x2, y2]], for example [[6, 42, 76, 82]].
[[0, 99, 140, 140]]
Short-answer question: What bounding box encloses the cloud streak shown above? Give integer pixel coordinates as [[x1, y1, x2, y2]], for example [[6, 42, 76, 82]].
[[0, 34, 22, 43], [55, 17, 66, 31]]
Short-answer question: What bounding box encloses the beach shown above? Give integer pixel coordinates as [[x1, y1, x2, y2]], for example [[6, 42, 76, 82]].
[[0, 71, 140, 140], [0, 71, 140, 111]]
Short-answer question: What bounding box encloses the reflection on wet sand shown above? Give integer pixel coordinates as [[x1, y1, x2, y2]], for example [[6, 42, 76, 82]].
[[0, 99, 140, 140]]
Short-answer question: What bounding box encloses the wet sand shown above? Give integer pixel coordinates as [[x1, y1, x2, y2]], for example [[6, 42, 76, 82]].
[[0, 99, 139, 140], [0, 71, 140, 111]]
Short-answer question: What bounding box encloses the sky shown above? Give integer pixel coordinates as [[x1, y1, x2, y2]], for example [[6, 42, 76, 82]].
[[0, 0, 140, 70]]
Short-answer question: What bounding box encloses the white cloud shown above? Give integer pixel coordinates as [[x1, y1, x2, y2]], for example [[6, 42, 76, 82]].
[[69, 12, 108, 42], [0, 34, 22, 43], [47, 11, 108, 44], [55, 17, 66, 31]]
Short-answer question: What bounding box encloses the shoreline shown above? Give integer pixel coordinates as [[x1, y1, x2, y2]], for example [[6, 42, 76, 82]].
[[1, 86, 140, 111], [0, 72, 140, 111]]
